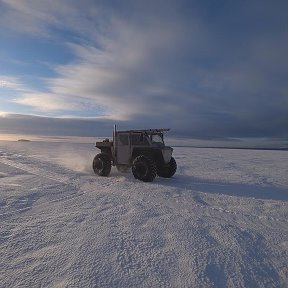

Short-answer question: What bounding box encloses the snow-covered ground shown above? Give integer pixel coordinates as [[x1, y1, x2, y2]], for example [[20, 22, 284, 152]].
[[0, 139, 287, 287]]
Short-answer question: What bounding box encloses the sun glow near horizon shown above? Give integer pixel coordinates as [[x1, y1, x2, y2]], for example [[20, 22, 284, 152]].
[[0, 112, 9, 117]]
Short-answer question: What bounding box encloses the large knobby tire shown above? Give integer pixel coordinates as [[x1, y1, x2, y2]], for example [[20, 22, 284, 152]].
[[157, 157, 177, 178], [132, 155, 157, 182], [93, 153, 111, 176]]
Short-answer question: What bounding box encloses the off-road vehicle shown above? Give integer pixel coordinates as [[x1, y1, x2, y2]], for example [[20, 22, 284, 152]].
[[92, 126, 177, 182]]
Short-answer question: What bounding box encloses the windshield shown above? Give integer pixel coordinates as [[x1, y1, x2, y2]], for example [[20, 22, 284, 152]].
[[151, 134, 164, 145]]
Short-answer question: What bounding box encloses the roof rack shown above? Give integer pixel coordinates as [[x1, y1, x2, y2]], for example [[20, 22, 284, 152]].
[[117, 128, 170, 134]]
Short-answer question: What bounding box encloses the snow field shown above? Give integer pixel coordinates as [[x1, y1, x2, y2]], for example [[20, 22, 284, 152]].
[[0, 141, 287, 287]]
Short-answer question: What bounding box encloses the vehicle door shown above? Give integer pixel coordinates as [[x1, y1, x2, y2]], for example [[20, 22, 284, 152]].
[[116, 133, 130, 164]]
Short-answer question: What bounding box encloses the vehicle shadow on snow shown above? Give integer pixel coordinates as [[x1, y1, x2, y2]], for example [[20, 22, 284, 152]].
[[157, 175, 288, 201]]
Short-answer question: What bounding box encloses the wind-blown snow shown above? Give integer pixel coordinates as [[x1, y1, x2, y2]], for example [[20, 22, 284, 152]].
[[0, 140, 287, 287]]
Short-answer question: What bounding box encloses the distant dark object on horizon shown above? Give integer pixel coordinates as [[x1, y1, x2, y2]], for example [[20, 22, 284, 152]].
[[18, 139, 31, 142]]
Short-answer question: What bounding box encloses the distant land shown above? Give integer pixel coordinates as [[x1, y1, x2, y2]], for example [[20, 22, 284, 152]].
[[173, 145, 288, 151], [0, 133, 287, 151]]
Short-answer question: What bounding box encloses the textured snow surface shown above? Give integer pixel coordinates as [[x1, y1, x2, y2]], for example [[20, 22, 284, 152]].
[[0, 141, 287, 288]]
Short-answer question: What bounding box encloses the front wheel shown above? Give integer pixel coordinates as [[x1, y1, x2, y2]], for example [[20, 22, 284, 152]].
[[157, 157, 177, 178], [132, 155, 157, 182], [93, 153, 111, 176]]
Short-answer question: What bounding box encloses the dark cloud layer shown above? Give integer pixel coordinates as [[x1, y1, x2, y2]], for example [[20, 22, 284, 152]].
[[0, 114, 112, 137]]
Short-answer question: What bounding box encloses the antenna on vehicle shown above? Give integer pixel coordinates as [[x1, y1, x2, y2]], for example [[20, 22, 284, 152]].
[[113, 124, 117, 161]]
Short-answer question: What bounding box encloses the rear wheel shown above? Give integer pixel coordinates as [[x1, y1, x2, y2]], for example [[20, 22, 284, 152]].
[[157, 157, 177, 178], [93, 153, 111, 176], [132, 155, 157, 182]]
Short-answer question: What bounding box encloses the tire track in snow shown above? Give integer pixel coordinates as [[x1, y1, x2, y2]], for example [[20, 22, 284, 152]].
[[178, 193, 288, 224], [0, 157, 86, 206], [0, 158, 70, 184], [129, 182, 288, 225], [0, 156, 124, 206], [1, 155, 287, 224]]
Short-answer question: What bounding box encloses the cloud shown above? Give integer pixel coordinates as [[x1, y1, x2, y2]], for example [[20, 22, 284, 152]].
[[13, 93, 95, 112], [0, 0, 109, 41], [1, 0, 288, 139], [0, 76, 33, 92]]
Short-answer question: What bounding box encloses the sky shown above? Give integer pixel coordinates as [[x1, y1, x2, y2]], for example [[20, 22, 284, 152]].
[[0, 0, 287, 141]]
